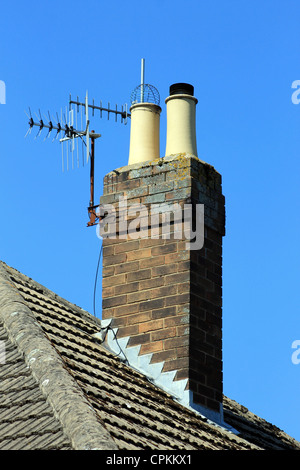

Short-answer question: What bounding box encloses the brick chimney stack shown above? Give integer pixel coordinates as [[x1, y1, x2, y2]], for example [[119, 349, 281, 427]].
[[99, 84, 226, 424]]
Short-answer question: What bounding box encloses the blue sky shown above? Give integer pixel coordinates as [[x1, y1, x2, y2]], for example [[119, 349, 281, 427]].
[[1, 0, 299, 443]]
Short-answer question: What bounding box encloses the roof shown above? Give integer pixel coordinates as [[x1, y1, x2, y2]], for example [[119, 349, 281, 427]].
[[0, 260, 299, 451]]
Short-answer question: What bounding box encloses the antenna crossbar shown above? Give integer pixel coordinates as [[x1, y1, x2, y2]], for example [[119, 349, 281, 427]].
[[69, 95, 131, 123]]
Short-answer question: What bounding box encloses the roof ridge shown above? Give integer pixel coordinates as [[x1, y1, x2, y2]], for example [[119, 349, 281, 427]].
[[223, 396, 300, 449], [0, 262, 118, 450], [0, 261, 100, 328]]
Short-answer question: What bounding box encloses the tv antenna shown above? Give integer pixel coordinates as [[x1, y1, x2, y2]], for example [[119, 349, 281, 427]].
[[25, 90, 130, 226]]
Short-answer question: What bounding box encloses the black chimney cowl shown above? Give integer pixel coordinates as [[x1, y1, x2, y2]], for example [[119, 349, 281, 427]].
[[169, 83, 194, 96]]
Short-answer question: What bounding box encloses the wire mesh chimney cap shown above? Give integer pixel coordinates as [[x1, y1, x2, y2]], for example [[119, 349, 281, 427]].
[[130, 84, 160, 106]]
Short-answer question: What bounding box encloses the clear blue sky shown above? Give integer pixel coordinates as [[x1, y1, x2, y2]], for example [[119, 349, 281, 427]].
[[1, 0, 299, 443]]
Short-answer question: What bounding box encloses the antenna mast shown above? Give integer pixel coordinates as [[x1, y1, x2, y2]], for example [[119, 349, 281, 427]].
[[141, 58, 145, 102]]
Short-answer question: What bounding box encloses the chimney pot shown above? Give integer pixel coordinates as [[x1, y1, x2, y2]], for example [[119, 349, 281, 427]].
[[165, 83, 198, 157], [128, 103, 161, 165]]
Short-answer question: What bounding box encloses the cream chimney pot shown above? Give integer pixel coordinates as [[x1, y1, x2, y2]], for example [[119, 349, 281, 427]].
[[128, 102, 161, 165], [165, 83, 198, 157]]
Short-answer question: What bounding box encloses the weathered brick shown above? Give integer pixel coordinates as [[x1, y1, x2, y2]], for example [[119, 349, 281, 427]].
[[151, 264, 174, 277], [140, 341, 164, 355], [125, 186, 149, 199], [101, 307, 114, 319], [150, 285, 177, 299], [149, 181, 174, 195], [139, 277, 165, 291], [165, 188, 191, 201], [113, 303, 139, 317], [117, 324, 140, 338], [117, 178, 140, 191], [164, 314, 189, 328], [103, 253, 127, 267], [141, 173, 165, 186], [127, 268, 151, 282], [176, 303, 190, 315], [139, 319, 163, 334], [177, 260, 190, 272], [141, 255, 165, 268], [139, 298, 165, 312], [102, 236, 124, 246], [150, 349, 177, 364], [126, 248, 152, 261], [114, 240, 140, 254], [165, 271, 189, 285], [115, 261, 140, 274], [111, 316, 128, 328], [151, 243, 177, 256], [103, 245, 115, 257], [151, 327, 176, 342], [102, 286, 115, 298], [127, 333, 151, 347], [139, 237, 165, 248], [164, 293, 190, 307], [102, 294, 127, 309], [176, 325, 190, 337], [164, 250, 189, 264], [116, 281, 140, 295], [143, 193, 166, 204], [174, 368, 189, 381], [151, 306, 177, 320], [126, 312, 152, 325], [164, 335, 189, 350], [162, 357, 188, 373], [129, 166, 154, 179], [102, 265, 115, 278], [176, 346, 189, 359], [127, 290, 152, 304], [177, 282, 189, 294], [102, 273, 125, 288]]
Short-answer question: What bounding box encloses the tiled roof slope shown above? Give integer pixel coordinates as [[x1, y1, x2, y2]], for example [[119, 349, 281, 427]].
[[0, 260, 299, 451], [0, 324, 72, 450]]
